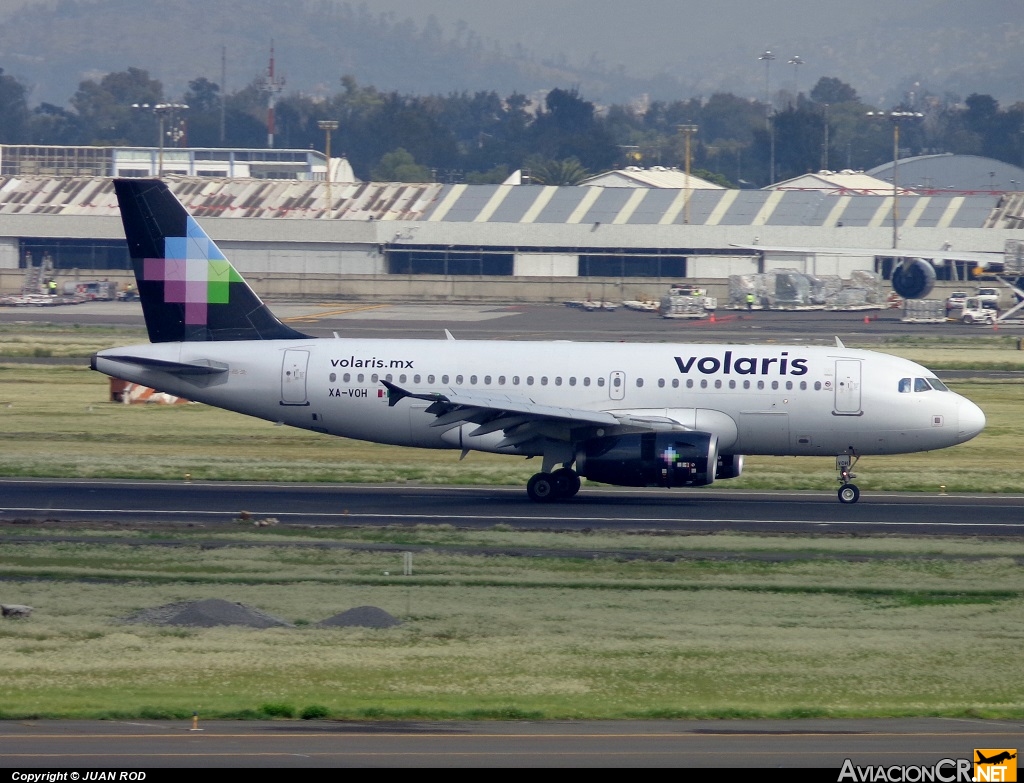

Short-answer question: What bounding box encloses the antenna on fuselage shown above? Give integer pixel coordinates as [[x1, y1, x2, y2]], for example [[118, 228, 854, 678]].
[[835, 337, 846, 349]]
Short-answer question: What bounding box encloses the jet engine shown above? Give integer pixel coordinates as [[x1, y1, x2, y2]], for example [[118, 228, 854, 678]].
[[891, 258, 936, 299], [576, 431, 718, 488], [716, 454, 743, 480]]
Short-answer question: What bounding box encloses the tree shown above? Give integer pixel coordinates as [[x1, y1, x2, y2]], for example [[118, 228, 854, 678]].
[[70, 67, 163, 145], [371, 148, 433, 182], [810, 77, 859, 106], [525, 156, 589, 186], [0, 68, 29, 142]]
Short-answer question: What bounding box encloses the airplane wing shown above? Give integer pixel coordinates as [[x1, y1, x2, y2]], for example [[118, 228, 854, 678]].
[[382, 380, 685, 449], [730, 243, 1002, 266]]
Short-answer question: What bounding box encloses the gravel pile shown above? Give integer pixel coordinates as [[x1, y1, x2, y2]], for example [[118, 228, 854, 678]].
[[123, 598, 293, 628], [316, 605, 401, 628]]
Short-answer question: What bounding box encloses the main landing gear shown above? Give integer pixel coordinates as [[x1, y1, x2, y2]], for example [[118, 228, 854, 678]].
[[836, 452, 860, 504], [527, 467, 581, 503]]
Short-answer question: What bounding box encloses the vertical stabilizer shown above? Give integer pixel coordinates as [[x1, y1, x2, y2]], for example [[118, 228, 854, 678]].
[[113, 179, 309, 343]]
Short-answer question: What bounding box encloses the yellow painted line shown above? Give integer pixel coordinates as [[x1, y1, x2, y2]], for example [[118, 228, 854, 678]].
[[869, 197, 894, 228], [823, 195, 851, 227], [566, 187, 603, 224], [704, 189, 740, 226], [520, 186, 558, 223], [474, 184, 514, 222], [612, 188, 648, 224], [282, 303, 390, 323], [936, 196, 966, 229], [751, 189, 784, 225]]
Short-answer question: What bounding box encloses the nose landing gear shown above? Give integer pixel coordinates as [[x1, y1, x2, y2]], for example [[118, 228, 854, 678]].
[[836, 452, 860, 504]]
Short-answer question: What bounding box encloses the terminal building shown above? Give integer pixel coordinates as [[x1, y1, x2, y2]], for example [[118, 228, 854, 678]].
[[0, 147, 1022, 302]]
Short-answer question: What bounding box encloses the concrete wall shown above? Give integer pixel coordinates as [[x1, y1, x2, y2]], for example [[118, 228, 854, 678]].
[[0, 238, 19, 269], [513, 253, 578, 276]]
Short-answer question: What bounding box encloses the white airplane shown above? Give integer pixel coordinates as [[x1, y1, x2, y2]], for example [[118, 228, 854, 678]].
[[92, 180, 986, 504], [730, 243, 1005, 299]]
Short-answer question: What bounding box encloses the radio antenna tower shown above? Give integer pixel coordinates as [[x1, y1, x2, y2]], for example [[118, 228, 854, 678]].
[[261, 41, 285, 148]]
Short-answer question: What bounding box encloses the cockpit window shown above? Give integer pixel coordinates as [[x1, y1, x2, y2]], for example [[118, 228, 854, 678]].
[[928, 378, 949, 391], [914, 377, 932, 392], [898, 378, 911, 393]]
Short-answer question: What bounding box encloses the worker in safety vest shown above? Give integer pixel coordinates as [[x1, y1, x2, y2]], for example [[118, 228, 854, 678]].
[[745, 292, 755, 310], [48, 279, 57, 296]]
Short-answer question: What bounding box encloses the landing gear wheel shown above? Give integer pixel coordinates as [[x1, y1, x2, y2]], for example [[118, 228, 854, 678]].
[[527, 472, 557, 503], [838, 484, 860, 504], [551, 468, 581, 499]]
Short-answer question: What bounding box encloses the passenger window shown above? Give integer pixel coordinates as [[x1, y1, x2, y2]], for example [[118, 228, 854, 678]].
[[470, 375, 477, 385], [914, 377, 931, 392], [799, 381, 806, 390], [385, 373, 393, 382], [484, 375, 491, 385], [597, 377, 605, 387], [498, 376, 505, 385], [714, 380, 722, 389], [569, 377, 576, 386], [728, 380, 736, 389], [399, 374, 407, 383], [771, 381, 779, 390], [743, 380, 750, 389], [700, 379, 708, 389], [358, 374, 364, 383], [371, 373, 379, 383], [512, 376, 519, 385], [427, 375, 434, 384], [757, 380, 765, 390], [414, 374, 421, 384], [583, 377, 590, 387], [686, 379, 693, 388], [658, 378, 665, 388], [527, 376, 534, 385], [672, 379, 679, 388], [785, 381, 792, 390], [613, 376, 621, 388], [540, 376, 548, 386], [814, 381, 821, 391], [442, 375, 449, 384], [899, 378, 911, 393], [555, 377, 562, 386], [456, 375, 464, 385], [636, 378, 644, 388]]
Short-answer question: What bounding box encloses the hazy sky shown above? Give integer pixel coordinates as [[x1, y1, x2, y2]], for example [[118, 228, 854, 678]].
[[343, 0, 1023, 103]]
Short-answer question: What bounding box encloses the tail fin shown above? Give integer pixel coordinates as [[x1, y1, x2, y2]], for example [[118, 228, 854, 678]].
[[113, 179, 309, 343]]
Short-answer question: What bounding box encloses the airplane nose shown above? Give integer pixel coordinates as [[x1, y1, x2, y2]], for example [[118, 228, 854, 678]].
[[957, 398, 986, 442]]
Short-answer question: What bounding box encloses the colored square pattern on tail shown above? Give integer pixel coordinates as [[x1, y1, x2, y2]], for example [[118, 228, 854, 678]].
[[142, 216, 240, 325]]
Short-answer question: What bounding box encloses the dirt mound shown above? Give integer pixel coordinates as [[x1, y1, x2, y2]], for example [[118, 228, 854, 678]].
[[123, 599, 293, 628], [317, 605, 401, 629]]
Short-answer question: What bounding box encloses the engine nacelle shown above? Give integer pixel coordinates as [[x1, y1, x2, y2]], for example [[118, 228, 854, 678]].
[[716, 454, 744, 480], [891, 258, 936, 299], [576, 431, 718, 488]]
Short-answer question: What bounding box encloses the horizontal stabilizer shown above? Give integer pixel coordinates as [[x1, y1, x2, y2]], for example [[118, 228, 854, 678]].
[[95, 354, 229, 376]]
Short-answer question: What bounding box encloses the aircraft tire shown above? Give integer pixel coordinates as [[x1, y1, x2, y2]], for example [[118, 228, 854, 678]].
[[838, 484, 860, 504], [551, 468, 581, 498], [527, 472, 557, 503]]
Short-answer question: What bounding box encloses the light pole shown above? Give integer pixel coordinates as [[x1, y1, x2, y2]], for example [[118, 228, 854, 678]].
[[677, 124, 698, 224], [786, 54, 802, 99], [133, 103, 189, 177], [867, 110, 923, 249], [317, 120, 339, 213], [759, 50, 776, 184]]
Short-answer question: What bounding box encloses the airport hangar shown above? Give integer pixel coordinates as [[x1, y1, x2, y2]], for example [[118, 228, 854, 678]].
[[0, 170, 1021, 303]]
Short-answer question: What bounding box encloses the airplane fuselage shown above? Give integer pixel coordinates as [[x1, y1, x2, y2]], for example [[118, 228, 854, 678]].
[[93, 338, 984, 459]]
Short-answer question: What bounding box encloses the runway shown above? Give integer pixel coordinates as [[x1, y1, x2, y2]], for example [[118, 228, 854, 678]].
[[1, 718, 1020, 768], [2, 478, 1023, 536]]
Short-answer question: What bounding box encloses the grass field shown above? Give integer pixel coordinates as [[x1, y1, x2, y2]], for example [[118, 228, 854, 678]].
[[1, 527, 1023, 720], [0, 326, 1022, 720]]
